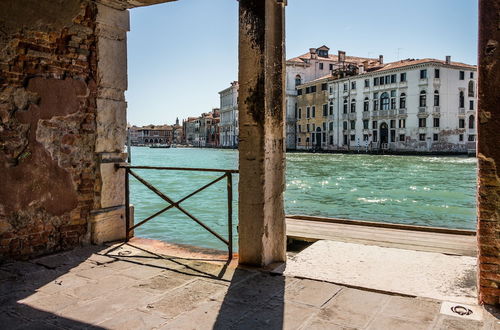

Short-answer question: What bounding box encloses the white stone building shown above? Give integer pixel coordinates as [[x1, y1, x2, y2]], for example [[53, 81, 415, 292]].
[[296, 56, 477, 153], [285, 46, 375, 149], [218, 81, 239, 148]]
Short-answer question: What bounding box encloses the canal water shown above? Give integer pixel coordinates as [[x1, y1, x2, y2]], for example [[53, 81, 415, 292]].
[[129, 147, 477, 251]]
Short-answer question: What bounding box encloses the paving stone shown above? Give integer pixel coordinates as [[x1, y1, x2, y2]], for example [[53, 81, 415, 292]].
[[381, 296, 441, 323], [36, 272, 95, 295], [73, 264, 117, 280], [68, 274, 138, 300], [367, 315, 432, 330], [0, 308, 32, 330], [433, 315, 486, 330], [234, 300, 317, 330], [56, 296, 124, 325], [284, 278, 342, 307], [97, 309, 168, 329], [19, 292, 77, 313], [303, 318, 357, 330], [134, 273, 194, 293], [114, 263, 167, 280], [317, 288, 390, 328], [148, 279, 228, 319], [159, 300, 227, 330]]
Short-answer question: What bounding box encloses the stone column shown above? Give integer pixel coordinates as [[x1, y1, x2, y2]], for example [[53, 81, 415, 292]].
[[477, 0, 500, 305], [238, 0, 286, 266], [90, 3, 129, 244]]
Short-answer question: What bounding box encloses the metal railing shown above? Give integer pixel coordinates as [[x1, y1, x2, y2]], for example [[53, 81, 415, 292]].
[[116, 164, 238, 259]]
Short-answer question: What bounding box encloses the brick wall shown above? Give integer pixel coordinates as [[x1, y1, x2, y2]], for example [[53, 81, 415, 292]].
[[0, 0, 99, 259]]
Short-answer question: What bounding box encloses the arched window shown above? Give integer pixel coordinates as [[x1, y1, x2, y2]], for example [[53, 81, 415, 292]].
[[434, 90, 439, 106], [468, 81, 474, 97], [350, 99, 356, 112], [400, 93, 406, 109], [459, 91, 465, 108], [419, 90, 427, 107], [343, 99, 348, 113], [380, 92, 390, 110], [295, 75, 302, 86], [469, 115, 475, 129], [363, 97, 369, 112]]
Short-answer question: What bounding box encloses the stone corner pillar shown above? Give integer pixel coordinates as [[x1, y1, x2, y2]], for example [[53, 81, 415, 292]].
[[238, 0, 286, 266], [477, 0, 500, 306], [90, 3, 130, 245]]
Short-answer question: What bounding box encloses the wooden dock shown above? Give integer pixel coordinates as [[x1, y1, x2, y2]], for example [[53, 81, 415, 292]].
[[286, 215, 477, 257]]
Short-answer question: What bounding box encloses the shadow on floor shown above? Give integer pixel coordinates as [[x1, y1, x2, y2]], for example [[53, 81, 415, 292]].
[[0, 246, 105, 329]]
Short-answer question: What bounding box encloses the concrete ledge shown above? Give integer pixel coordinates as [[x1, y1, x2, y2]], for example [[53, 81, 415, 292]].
[[90, 205, 134, 244]]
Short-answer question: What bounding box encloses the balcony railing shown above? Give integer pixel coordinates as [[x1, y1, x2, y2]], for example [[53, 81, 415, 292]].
[[459, 108, 465, 114], [419, 107, 427, 113], [398, 108, 407, 115]]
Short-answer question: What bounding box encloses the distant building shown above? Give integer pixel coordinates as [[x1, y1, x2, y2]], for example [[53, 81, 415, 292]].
[[194, 109, 220, 147], [183, 117, 198, 145], [295, 56, 477, 153], [129, 125, 172, 145], [219, 81, 239, 148], [285, 46, 375, 149]]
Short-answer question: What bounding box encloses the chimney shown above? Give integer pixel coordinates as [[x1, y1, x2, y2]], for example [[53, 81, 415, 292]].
[[445, 56, 451, 64], [379, 55, 384, 64], [338, 50, 346, 63], [359, 65, 364, 74], [310, 48, 317, 59]]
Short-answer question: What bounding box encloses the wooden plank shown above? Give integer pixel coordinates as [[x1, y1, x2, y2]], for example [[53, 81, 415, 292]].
[[286, 217, 477, 257]]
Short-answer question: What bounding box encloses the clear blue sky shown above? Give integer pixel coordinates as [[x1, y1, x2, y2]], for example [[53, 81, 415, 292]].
[[126, 0, 478, 126]]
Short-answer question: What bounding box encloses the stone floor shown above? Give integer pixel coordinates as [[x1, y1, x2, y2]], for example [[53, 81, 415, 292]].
[[0, 242, 498, 330]]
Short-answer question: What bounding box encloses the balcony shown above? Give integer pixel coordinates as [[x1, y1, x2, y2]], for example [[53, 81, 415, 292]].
[[379, 110, 389, 117], [433, 106, 440, 113], [372, 110, 379, 117], [459, 108, 465, 115], [389, 109, 397, 116], [433, 78, 441, 86], [418, 78, 428, 86], [418, 107, 427, 113], [362, 112, 370, 119], [341, 113, 349, 120], [399, 81, 407, 88], [349, 113, 357, 120], [398, 108, 407, 115]]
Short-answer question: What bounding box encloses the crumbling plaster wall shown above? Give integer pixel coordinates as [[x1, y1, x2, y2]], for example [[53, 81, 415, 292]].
[[0, 0, 129, 259]]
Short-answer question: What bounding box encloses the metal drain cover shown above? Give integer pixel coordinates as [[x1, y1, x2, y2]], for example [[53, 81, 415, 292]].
[[440, 301, 483, 321]]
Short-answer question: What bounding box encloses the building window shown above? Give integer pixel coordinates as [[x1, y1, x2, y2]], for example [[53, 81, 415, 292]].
[[459, 118, 465, 128], [350, 134, 356, 141], [390, 130, 396, 142], [312, 123, 315, 131], [329, 101, 334, 115], [350, 120, 356, 130], [343, 121, 348, 130], [468, 81, 474, 97], [351, 81, 356, 90], [364, 97, 369, 112], [419, 118, 426, 127], [469, 100, 474, 110], [379, 76, 385, 85], [380, 92, 389, 110], [364, 79, 369, 88], [329, 64, 334, 70], [459, 71, 465, 80], [311, 85, 317, 93], [363, 134, 369, 141], [306, 107, 310, 118], [372, 120, 378, 129], [363, 120, 369, 129], [319, 63, 324, 70], [373, 130, 378, 142], [390, 90, 396, 109], [297, 89, 302, 95], [298, 137, 301, 143], [329, 135, 333, 144], [323, 104, 328, 116], [433, 117, 440, 128], [298, 108, 302, 119], [312, 106, 316, 118], [343, 83, 348, 92], [305, 87, 310, 94], [419, 90, 427, 107], [329, 122, 333, 131], [323, 122, 327, 131], [298, 125, 301, 133], [470, 72, 474, 79], [469, 115, 475, 129], [374, 77, 379, 86], [321, 83, 327, 91], [435, 69, 440, 78], [399, 119, 406, 128], [419, 133, 426, 141], [433, 133, 439, 141], [295, 75, 302, 86], [390, 120, 396, 128], [399, 93, 406, 109], [400, 72, 407, 82], [434, 90, 439, 106], [343, 99, 348, 113], [399, 134, 405, 141], [391, 74, 396, 83], [468, 134, 475, 141], [329, 86, 333, 94], [459, 134, 464, 141], [420, 69, 427, 79], [350, 99, 356, 112], [373, 92, 379, 110], [322, 132, 326, 143], [459, 91, 465, 108], [306, 137, 310, 144], [306, 124, 310, 132], [312, 133, 315, 143]]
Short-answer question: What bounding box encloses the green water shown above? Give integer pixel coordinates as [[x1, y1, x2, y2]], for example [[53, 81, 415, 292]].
[[129, 147, 477, 251]]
